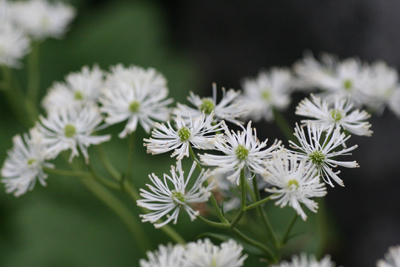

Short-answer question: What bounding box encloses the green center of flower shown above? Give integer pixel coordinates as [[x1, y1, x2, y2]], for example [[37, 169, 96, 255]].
[[343, 79, 353, 90], [27, 159, 36, 166], [287, 179, 299, 189], [171, 190, 186, 204], [308, 150, 325, 165], [330, 109, 343, 122], [64, 124, 76, 138], [178, 126, 191, 141], [199, 98, 215, 114], [129, 101, 140, 113], [74, 91, 84, 100], [262, 89, 271, 101], [235, 145, 249, 161]]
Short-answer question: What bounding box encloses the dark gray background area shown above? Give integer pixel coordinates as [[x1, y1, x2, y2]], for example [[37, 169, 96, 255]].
[[158, 1, 400, 266]]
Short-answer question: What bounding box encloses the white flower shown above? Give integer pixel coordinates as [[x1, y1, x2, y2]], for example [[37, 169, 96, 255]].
[[173, 83, 245, 125], [12, 0, 76, 40], [42, 65, 104, 113], [1, 128, 54, 197], [100, 64, 172, 137], [289, 123, 359, 187], [273, 253, 336, 267], [264, 150, 326, 220], [36, 105, 111, 163], [0, 22, 30, 68], [144, 113, 221, 160], [377, 246, 400, 267], [199, 121, 281, 184], [137, 161, 214, 228], [296, 95, 372, 136], [295, 52, 370, 106], [363, 61, 400, 117], [139, 243, 185, 267], [239, 68, 293, 122], [183, 239, 247, 267], [388, 89, 400, 119], [293, 52, 338, 91], [364, 61, 399, 113]]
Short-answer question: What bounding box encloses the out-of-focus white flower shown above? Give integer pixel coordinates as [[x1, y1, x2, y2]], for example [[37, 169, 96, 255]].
[[296, 95, 372, 136], [36, 105, 111, 163], [377, 246, 400, 267], [264, 150, 326, 220], [100, 64, 172, 137], [239, 68, 293, 122], [273, 253, 336, 267], [137, 161, 214, 228], [362, 61, 400, 118], [12, 0, 76, 40], [144, 113, 221, 160], [199, 121, 281, 185], [293, 52, 338, 91], [388, 89, 400, 119], [139, 243, 185, 267], [173, 83, 245, 125], [294, 52, 370, 106], [290, 123, 359, 187], [0, 22, 30, 68], [42, 65, 104, 113], [1, 128, 54, 197], [183, 239, 247, 267]]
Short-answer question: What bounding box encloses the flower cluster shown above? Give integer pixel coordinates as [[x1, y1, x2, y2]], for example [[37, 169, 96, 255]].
[[294, 52, 400, 117], [139, 239, 247, 267], [1, 64, 174, 196], [0, 0, 75, 68]]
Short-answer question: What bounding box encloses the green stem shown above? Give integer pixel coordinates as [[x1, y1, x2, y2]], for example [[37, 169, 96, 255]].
[[27, 41, 40, 105], [280, 213, 298, 247], [44, 165, 152, 254], [197, 215, 230, 229], [188, 145, 228, 224], [273, 108, 294, 142], [43, 167, 91, 178], [231, 228, 276, 263], [125, 132, 135, 179], [87, 162, 121, 190], [243, 196, 272, 211], [80, 178, 152, 255], [97, 145, 122, 181], [1, 66, 33, 127], [251, 178, 279, 251]]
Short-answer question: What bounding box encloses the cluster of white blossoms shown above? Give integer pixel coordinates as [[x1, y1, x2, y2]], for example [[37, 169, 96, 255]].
[[139, 239, 247, 267], [294, 52, 400, 117], [1, 64, 174, 196], [0, 0, 75, 68]]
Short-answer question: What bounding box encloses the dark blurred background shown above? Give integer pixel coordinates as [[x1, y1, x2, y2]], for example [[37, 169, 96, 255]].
[[1, 0, 400, 266]]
